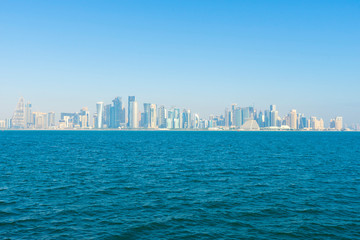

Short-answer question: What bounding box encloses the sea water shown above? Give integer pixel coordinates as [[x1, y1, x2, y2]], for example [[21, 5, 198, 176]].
[[0, 131, 359, 239]]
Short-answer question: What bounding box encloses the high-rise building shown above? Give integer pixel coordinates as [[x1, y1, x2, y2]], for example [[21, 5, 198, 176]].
[[112, 97, 125, 128], [150, 104, 157, 128], [225, 108, 230, 128], [109, 105, 115, 128], [33, 112, 48, 129], [299, 116, 307, 129], [187, 109, 192, 128], [310, 117, 324, 130], [234, 107, 242, 128], [93, 113, 98, 129], [143, 103, 151, 128], [173, 108, 180, 129], [290, 109, 297, 130], [48, 112, 56, 128], [128, 96, 138, 128], [270, 105, 278, 127], [319, 118, 324, 130], [96, 102, 104, 129], [330, 119, 335, 129], [242, 107, 251, 125], [182, 109, 191, 128], [264, 110, 269, 127], [25, 101, 33, 128], [310, 117, 316, 129], [257, 111, 264, 127], [60, 108, 89, 129], [12, 97, 26, 129], [228, 111, 233, 127], [5, 118, 11, 129], [103, 104, 111, 128], [335, 117, 343, 130], [166, 109, 174, 128], [157, 105, 167, 128], [208, 115, 216, 128], [194, 114, 200, 129], [249, 106, 255, 120], [179, 110, 184, 129], [79, 107, 90, 128], [60, 112, 79, 128], [231, 104, 237, 126]]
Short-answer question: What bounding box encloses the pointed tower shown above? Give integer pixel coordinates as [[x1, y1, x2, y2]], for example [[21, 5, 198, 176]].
[[12, 97, 26, 129]]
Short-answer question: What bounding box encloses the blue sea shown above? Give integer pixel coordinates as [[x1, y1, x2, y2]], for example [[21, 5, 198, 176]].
[[0, 131, 359, 239]]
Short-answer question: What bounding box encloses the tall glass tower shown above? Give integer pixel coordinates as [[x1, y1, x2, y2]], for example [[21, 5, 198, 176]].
[[96, 102, 104, 129], [128, 96, 138, 128], [143, 103, 151, 128], [112, 97, 124, 128]]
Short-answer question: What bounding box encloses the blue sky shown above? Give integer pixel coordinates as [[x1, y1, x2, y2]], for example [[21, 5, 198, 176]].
[[0, 1, 359, 125]]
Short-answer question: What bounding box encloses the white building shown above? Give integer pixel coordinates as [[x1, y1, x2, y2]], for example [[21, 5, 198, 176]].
[[335, 117, 343, 130], [128, 96, 138, 128], [96, 102, 104, 128], [290, 109, 297, 130]]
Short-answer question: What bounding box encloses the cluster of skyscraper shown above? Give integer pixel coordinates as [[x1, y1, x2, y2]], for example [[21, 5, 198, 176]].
[[93, 97, 195, 130], [0, 96, 350, 131], [0, 97, 56, 129]]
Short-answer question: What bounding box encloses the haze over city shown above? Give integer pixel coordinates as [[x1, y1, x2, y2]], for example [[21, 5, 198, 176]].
[[1, 1, 359, 125]]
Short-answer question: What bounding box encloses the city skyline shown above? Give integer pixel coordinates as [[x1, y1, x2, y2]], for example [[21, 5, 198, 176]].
[[0, 96, 352, 131], [2, 95, 355, 126]]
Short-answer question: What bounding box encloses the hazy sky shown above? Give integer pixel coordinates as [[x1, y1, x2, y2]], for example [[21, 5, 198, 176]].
[[1, 1, 359, 125]]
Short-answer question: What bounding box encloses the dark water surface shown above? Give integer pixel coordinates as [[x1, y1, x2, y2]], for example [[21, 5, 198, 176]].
[[0, 131, 360, 239]]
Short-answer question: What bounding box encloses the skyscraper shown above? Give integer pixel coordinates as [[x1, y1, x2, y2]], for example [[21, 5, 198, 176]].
[[48, 112, 56, 128], [143, 103, 151, 128], [335, 117, 343, 130], [128, 96, 138, 128], [150, 104, 157, 128], [310, 117, 324, 130], [96, 102, 104, 129], [194, 114, 200, 129], [112, 97, 125, 128], [231, 104, 237, 127], [157, 105, 167, 128], [225, 108, 230, 128], [79, 107, 90, 128], [173, 108, 180, 129], [299, 116, 307, 129], [270, 105, 278, 127], [12, 97, 26, 129], [264, 110, 270, 127], [182, 109, 191, 128], [257, 111, 264, 127], [242, 107, 251, 125], [290, 109, 297, 130], [33, 112, 48, 129], [234, 107, 242, 128], [104, 104, 112, 128], [25, 101, 32, 128], [166, 109, 174, 128]]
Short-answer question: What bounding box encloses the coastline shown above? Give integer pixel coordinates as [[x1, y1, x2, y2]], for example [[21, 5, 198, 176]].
[[1, 128, 358, 132]]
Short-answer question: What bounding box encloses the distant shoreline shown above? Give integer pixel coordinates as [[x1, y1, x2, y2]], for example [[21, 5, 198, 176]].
[[1, 129, 357, 132]]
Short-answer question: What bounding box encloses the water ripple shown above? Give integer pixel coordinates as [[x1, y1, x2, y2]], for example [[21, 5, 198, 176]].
[[0, 131, 359, 239]]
